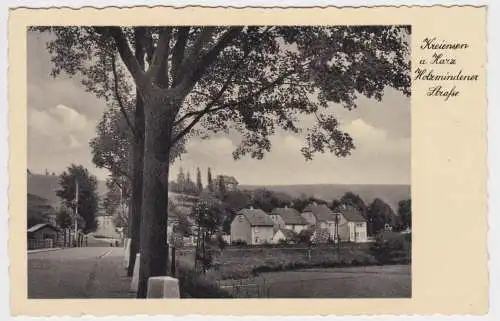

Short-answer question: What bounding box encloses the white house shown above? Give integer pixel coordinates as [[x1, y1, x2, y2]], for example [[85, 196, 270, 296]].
[[336, 205, 369, 243], [230, 207, 275, 245]]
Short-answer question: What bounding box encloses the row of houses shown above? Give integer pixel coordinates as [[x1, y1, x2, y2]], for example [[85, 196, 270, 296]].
[[230, 203, 369, 245]]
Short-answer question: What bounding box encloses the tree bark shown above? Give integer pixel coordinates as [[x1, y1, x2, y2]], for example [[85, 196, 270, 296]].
[[136, 93, 178, 298], [127, 96, 145, 277], [127, 28, 146, 277]]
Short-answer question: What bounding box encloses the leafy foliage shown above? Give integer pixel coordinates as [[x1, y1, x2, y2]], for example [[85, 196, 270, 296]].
[[339, 192, 368, 216], [196, 167, 203, 194], [248, 188, 293, 213], [56, 164, 99, 233], [398, 198, 411, 229], [32, 26, 410, 163], [370, 231, 411, 264], [56, 208, 73, 229], [366, 198, 401, 235], [291, 195, 327, 212], [207, 168, 213, 192], [177, 267, 232, 298]]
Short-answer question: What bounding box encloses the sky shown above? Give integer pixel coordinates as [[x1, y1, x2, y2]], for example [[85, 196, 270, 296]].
[[27, 30, 411, 186]]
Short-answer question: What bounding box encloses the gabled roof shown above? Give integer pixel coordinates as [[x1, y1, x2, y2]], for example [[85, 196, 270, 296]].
[[238, 208, 274, 226], [27, 223, 59, 233], [341, 210, 366, 222], [271, 207, 308, 225], [337, 205, 366, 222], [302, 204, 336, 222], [274, 228, 296, 239]]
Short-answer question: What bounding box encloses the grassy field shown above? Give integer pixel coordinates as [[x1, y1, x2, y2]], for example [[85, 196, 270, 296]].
[[217, 265, 411, 298], [176, 242, 411, 298], [196, 244, 380, 280]]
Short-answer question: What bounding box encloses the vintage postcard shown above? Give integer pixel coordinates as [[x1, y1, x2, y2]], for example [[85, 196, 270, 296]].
[[8, 4, 487, 317]]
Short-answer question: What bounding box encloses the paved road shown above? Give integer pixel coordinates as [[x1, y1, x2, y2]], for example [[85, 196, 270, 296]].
[[28, 247, 134, 299]]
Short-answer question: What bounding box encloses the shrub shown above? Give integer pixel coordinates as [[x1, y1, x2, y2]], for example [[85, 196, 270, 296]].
[[278, 239, 289, 245], [177, 267, 233, 298], [370, 232, 410, 264], [231, 240, 247, 246]]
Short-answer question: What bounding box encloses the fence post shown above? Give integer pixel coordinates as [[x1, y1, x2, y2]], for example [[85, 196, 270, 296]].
[[170, 246, 176, 277]]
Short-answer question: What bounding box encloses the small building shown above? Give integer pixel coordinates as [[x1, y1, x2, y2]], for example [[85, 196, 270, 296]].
[[337, 205, 368, 243], [230, 207, 274, 245], [323, 205, 369, 243], [27, 223, 60, 249], [94, 215, 121, 239], [272, 228, 297, 244], [301, 203, 338, 239], [301, 203, 336, 227], [214, 175, 239, 192], [301, 203, 368, 243], [270, 206, 308, 233]]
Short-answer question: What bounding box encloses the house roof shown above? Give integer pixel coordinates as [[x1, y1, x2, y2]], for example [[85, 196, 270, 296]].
[[271, 207, 308, 225], [238, 208, 274, 226], [303, 204, 336, 222], [27, 223, 59, 233], [274, 228, 296, 239], [339, 207, 366, 222]]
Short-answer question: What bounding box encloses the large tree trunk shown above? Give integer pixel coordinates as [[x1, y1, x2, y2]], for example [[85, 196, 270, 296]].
[[136, 94, 177, 298], [127, 29, 146, 277], [127, 96, 145, 277]]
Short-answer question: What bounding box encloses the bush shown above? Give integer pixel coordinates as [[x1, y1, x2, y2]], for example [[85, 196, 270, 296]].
[[370, 232, 411, 264], [177, 267, 233, 298], [231, 240, 247, 246]]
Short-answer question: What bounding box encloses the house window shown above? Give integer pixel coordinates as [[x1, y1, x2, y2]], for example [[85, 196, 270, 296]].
[[355, 232, 359, 238], [255, 237, 259, 244], [356, 223, 363, 228], [254, 227, 260, 234]]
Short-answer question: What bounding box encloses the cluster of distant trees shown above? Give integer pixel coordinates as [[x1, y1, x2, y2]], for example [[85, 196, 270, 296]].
[[170, 167, 213, 196]]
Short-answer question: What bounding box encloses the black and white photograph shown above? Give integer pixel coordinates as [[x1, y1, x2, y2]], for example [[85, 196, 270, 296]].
[[26, 25, 412, 299]]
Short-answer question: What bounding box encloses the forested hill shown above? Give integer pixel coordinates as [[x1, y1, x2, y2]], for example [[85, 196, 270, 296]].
[[240, 184, 411, 211], [27, 172, 108, 206]]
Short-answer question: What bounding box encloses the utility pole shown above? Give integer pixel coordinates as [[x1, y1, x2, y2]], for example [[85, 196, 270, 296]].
[[334, 213, 340, 257], [74, 179, 79, 247]]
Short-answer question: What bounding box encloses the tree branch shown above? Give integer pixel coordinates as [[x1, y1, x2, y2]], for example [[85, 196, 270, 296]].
[[111, 53, 136, 136], [171, 27, 190, 86], [107, 27, 147, 87], [143, 28, 154, 66], [181, 27, 243, 91], [102, 162, 131, 181], [174, 35, 249, 125], [172, 42, 249, 143], [147, 27, 172, 85], [189, 27, 216, 59]]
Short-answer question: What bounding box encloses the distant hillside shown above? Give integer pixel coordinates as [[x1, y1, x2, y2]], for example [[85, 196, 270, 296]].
[[27, 173, 108, 207], [240, 184, 411, 211]]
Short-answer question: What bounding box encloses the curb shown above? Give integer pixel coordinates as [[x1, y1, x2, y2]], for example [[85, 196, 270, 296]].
[[28, 247, 63, 254]]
